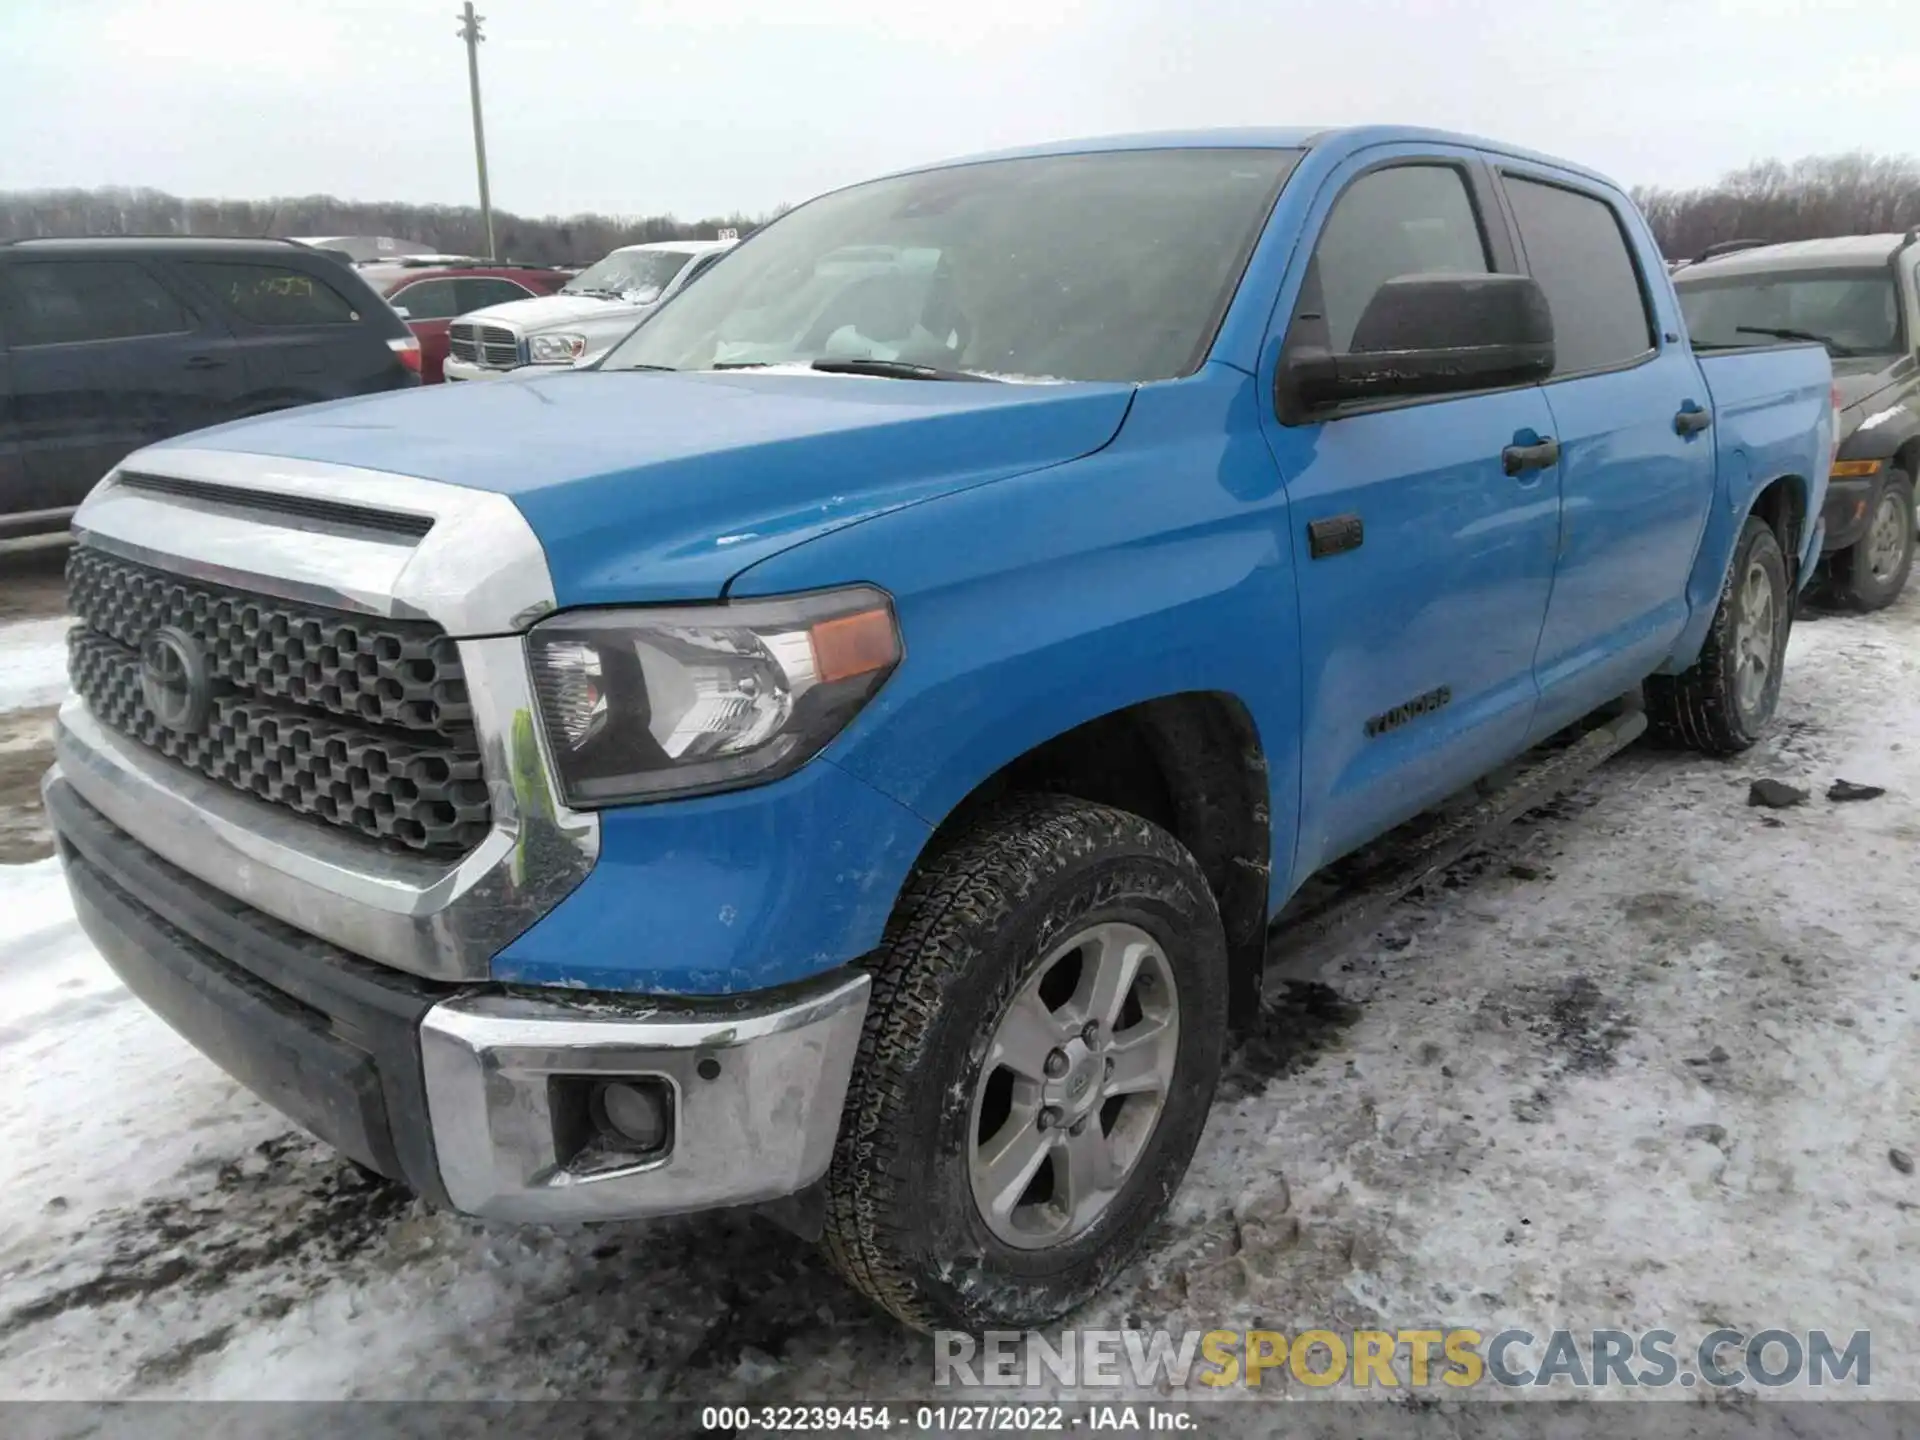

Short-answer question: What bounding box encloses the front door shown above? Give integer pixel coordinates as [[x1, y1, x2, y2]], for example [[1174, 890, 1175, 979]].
[[1261, 151, 1564, 882], [0, 258, 243, 507]]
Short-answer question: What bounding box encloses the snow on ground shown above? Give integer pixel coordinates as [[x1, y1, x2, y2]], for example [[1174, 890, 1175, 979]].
[[0, 617, 71, 712], [0, 589, 1915, 1420]]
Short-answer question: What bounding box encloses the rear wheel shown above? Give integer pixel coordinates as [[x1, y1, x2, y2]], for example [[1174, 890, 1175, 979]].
[[821, 795, 1228, 1332], [1646, 515, 1791, 754], [1827, 471, 1915, 612]]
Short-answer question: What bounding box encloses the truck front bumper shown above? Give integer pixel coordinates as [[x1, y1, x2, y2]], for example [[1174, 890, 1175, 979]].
[[441, 356, 512, 383], [1821, 477, 1877, 553], [48, 773, 868, 1224]]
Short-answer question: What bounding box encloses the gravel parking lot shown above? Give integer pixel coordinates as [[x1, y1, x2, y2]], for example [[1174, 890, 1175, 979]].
[[0, 568, 1914, 1417]]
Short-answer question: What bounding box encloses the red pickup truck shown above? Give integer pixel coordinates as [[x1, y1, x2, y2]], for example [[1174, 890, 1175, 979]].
[[363, 259, 576, 383]]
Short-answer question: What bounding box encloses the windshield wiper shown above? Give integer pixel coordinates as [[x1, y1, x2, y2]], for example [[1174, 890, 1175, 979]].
[[809, 358, 1001, 382], [1734, 325, 1858, 357], [566, 287, 626, 300]]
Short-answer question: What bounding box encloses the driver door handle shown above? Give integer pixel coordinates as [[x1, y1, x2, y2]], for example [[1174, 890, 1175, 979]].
[[1674, 405, 1712, 435], [1502, 438, 1560, 475], [182, 354, 228, 371]]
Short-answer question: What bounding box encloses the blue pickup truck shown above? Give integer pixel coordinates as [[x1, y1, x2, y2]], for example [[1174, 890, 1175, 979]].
[[46, 126, 1832, 1333]]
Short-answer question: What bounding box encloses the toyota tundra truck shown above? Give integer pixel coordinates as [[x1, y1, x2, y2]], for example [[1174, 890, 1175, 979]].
[[45, 127, 1834, 1334]]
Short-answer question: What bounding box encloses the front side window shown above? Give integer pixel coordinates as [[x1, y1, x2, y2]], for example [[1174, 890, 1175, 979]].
[[1294, 164, 1491, 356], [187, 262, 359, 327], [457, 277, 534, 311], [604, 148, 1301, 383], [0, 260, 191, 346], [1677, 268, 1903, 359], [1504, 176, 1654, 376], [389, 277, 462, 320], [563, 250, 692, 304]]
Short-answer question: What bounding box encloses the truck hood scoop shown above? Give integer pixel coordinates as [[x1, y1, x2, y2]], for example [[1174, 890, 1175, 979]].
[[157, 370, 1137, 605]]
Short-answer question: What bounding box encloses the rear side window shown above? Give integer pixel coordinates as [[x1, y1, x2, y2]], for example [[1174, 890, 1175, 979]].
[[389, 277, 462, 320], [1503, 176, 1654, 376], [0, 261, 191, 346], [187, 262, 361, 326], [1300, 164, 1491, 355], [457, 277, 532, 310]]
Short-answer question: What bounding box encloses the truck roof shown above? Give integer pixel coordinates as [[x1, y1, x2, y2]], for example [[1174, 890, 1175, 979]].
[[0, 235, 340, 257], [899, 125, 1621, 189], [1676, 232, 1918, 279]]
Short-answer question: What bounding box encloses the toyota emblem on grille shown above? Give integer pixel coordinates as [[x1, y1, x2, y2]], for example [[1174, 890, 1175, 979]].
[[139, 626, 214, 734]]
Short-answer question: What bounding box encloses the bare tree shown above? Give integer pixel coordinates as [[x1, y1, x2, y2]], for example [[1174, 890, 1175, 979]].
[[1633, 153, 1920, 262], [0, 188, 772, 267]]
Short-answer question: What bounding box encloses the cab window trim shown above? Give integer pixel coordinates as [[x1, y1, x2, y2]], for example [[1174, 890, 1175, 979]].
[[1275, 152, 1535, 425], [1495, 165, 1661, 386]]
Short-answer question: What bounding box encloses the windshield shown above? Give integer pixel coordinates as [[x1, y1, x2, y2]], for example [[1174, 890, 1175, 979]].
[[603, 148, 1300, 383], [563, 249, 693, 302], [1677, 268, 1903, 357]]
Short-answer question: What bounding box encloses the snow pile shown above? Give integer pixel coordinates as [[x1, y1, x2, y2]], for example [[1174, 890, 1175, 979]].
[[0, 618, 70, 712]]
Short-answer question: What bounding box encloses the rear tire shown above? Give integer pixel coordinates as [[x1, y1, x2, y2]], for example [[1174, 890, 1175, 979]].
[[1645, 515, 1791, 755], [821, 795, 1228, 1332], [1827, 471, 1915, 612]]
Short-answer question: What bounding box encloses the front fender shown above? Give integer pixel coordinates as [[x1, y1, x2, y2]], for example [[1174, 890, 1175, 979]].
[[730, 367, 1303, 904]]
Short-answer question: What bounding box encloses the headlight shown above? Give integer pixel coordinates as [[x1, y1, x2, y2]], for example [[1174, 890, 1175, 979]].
[[527, 332, 589, 364], [526, 587, 901, 806]]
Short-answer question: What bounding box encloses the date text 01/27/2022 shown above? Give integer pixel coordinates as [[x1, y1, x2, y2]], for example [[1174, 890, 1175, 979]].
[[698, 1404, 1192, 1432]]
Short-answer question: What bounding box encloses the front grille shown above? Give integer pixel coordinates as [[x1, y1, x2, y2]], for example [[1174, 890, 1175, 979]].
[[66, 547, 491, 857], [448, 321, 519, 369]]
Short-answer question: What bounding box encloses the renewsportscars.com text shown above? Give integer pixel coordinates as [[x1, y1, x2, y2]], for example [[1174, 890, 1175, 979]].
[[934, 1327, 1872, 1390]]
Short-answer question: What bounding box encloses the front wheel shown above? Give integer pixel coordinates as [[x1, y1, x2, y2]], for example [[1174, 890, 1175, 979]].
[[1827, 471, 1915, 612], [821, 795, 1228, 1332], [1645, 514, 1791, 755]]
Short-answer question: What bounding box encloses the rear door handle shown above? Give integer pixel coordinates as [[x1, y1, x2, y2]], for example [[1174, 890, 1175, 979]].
[[1502, 438, 1560, 475], [1674, 405, 1712, 435], [182, 354, 227, 370]]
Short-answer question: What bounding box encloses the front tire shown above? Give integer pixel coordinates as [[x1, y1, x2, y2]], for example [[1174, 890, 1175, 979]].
[[1827, 471, 1915, 612], [1645, 515, 1791, 755], [821, 795, 1228, 1332]]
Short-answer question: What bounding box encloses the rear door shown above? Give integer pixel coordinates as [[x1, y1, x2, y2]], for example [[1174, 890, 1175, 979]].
[[178, 258, 400, 401], [1495, 167, 1718, 739], [0, 257, 244, 510], [1260, 149, 1564, 879]]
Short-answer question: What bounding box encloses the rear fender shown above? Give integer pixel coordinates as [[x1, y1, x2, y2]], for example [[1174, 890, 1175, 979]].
[[1658, 464, 1812, 675]]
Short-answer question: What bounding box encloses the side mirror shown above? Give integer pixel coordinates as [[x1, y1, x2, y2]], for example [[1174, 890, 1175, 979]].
[[1276, 272, 1554, 422]]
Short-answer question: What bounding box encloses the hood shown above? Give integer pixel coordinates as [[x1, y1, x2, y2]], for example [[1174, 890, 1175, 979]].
[[1832, 362, 1899, 412], [460, 291, 650, 331], [159, 371, 1135, 606]]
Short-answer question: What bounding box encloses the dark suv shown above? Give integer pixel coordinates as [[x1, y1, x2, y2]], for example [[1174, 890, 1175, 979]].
[[0, 237, 421, 540], [1675, 232, 1919, 610]]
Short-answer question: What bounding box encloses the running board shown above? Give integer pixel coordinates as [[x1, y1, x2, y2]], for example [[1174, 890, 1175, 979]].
[[1262, 703, 1648, 989]]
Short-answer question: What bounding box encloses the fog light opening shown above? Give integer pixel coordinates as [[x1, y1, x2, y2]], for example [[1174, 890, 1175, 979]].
[[590, 1078, 673, 1156]]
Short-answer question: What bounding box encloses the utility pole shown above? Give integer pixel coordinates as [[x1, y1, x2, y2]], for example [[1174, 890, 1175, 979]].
[[456, 3, 495, 259]]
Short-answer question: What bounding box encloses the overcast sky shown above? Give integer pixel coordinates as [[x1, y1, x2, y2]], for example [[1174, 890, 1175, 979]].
[[2, 0, 1914, 220]]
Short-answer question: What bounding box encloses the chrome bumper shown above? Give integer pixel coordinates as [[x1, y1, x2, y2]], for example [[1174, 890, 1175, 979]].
[[442, 357, 512, 382], [420, 974, 869, 1221]]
